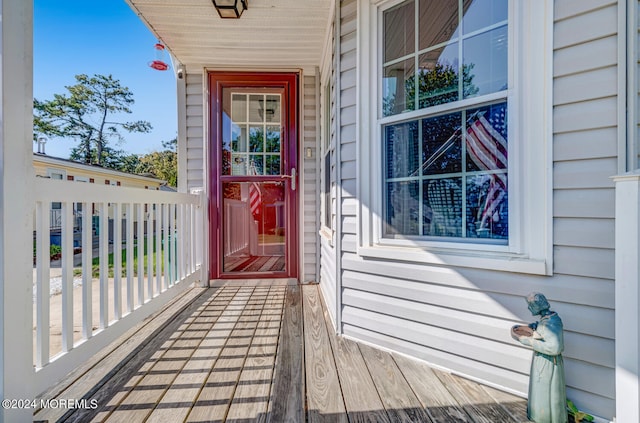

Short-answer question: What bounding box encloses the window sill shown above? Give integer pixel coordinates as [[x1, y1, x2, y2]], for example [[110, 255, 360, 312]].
[[319, 227, 334, 245], [357, 244, 549, 275]]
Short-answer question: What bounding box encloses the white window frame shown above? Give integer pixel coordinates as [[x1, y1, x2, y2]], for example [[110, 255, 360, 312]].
[[320, 80, 334, 236], [357, 0, 553, 275], [46, 168, 65, 180], [320, 23, 336, 243]]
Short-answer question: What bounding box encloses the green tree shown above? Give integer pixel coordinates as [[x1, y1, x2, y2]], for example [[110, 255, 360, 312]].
[[34, 74, 152, 166], [383, 62, 478, 116], [135, 138, 177, 187]]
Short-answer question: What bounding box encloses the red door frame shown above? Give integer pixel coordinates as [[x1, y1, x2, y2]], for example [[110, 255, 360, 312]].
[[208, 71, 299, 280]]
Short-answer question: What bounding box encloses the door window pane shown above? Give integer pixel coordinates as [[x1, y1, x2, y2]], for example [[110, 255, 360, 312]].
[[266, 126, 281, 152], [249, 95, 265, 122], [249, 125, 264, 152], [222, 181, 286, 273], [223, 92, 282, 176], [265, 155, 281, 175], [231, 94, 247, 121], [265, 95, 281, 123]]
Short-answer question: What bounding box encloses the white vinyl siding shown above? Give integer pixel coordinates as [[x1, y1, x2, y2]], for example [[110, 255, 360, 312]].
[[334, 0, 618, 420], [185, 72, 205, 191], [303, 75, 319, 283]]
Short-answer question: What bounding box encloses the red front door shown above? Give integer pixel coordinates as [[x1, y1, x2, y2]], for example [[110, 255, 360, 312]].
[[209, 72, 298, 280]]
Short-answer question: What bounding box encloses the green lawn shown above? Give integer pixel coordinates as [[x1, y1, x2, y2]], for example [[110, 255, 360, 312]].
[[75, 237, 174, 278]]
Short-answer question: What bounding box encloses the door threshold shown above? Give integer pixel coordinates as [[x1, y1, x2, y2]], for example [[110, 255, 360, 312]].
[[209, 278, 298, 287]]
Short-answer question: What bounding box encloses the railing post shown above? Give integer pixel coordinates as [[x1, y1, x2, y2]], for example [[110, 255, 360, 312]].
[[614, 171, 640, 423], [0, 0, 35, 420], [190, 188, 207, 287]]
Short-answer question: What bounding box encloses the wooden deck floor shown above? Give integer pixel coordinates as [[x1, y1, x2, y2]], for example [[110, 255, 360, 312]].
[[36, 283, 528, 423]]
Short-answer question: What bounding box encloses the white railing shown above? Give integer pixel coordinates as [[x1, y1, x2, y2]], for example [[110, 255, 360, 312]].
[[224, 198, 258, 257], [32, 177, 204, 396]]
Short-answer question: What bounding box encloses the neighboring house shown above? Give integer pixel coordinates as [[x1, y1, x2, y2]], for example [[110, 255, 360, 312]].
[[33, 153, 167, 243], [2, 1, 640, 422], [33, 153, 166, 190]]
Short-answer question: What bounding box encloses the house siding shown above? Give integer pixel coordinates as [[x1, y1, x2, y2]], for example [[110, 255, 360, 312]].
[[302, 75, 318, 283], [322, 0, 618, 420], [185, 72, 205, 191]]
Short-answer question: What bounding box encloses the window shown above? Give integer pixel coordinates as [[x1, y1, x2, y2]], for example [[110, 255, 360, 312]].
[[382, 0, 508, 243], [47, 169, 65, 210], [357, 0, 552, 274], [321, 82, 333, 231]]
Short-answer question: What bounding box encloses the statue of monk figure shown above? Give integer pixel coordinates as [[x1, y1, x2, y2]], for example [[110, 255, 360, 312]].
[[511, 292, 567, 423]]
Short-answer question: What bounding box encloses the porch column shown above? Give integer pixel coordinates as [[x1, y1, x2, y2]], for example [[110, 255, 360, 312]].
[[0, 0, 35, 421], [614, 171, 640, 423]]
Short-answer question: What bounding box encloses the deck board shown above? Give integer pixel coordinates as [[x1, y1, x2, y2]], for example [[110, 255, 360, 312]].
[[302, 285, 348, 422], [435, 370, 519, 423], [481, 384, 530, 422], [52, 284, 528, 423], [321, 293, 389, 423], [186, 287, 266, 422], [225, 286, 285, 421], [392, 352, 473, 423], [103, 290, 228, 422], [267, 284, 304, 423], [358, 342, 434, 423], [143, 292, 242, 422]]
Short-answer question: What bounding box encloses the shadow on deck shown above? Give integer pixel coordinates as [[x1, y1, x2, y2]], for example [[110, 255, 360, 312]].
[[34, 283, 528, 423]]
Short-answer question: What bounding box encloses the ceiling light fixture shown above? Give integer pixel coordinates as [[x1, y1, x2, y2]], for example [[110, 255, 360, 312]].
[[212, 0, 248, 19]]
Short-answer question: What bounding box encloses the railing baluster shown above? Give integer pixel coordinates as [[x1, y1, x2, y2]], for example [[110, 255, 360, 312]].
[[113, 203, 122, 320], [195, 194, 203, 271], [177, 204, 183, 281], [137, 203, 144, 305], [61, 201, 74, 352], [185, 204, 190, 275], [170, 204, 177, 285], [162, 204, 172, 291], [155, 203, 162, 292], [190, 203, 195, 274], [126, 202, 134, 313], [82, 201, 92, 340], [146, 205, 153, 298], [35, 201, 50, 368], [99, 202, 109, 329]]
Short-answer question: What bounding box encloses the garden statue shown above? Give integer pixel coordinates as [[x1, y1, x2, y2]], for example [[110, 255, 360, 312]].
[[511, 292, 567, 423]]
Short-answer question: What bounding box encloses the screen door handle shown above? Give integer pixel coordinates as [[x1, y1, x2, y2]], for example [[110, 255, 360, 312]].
[[281, 168, 296, 191]]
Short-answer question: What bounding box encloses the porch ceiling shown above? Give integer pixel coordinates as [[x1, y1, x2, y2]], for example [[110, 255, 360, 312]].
[[126, 0, 333, 71]]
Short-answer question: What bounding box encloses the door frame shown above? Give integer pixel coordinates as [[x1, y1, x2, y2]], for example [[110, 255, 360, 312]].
[[208, 71, 299, 280]]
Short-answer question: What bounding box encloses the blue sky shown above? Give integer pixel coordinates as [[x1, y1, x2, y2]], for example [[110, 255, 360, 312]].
[[33, 0, 177, 158]]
